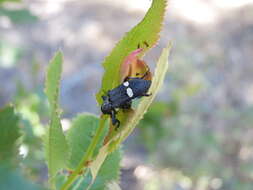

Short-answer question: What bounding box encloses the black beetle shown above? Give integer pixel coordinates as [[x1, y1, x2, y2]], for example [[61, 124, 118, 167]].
[[101, 72, 151, 129]]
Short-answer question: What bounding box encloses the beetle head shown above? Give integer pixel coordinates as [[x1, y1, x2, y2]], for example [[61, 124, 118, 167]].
[[101, 95, 112, 114]]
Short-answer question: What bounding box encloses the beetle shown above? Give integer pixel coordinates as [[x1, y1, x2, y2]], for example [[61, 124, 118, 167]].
[[101, 72, 151, 129]]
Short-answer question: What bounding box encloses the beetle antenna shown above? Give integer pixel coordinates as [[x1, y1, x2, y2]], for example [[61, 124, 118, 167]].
[[143, 41, 149, 47]]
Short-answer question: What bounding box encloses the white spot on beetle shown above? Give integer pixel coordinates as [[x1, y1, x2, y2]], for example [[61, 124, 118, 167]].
[[126, 88, 134, 97], [123, 81, 129, 87]]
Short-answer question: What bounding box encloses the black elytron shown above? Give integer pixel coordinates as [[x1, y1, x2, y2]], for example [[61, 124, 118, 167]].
[[101, 73, 151, 129]]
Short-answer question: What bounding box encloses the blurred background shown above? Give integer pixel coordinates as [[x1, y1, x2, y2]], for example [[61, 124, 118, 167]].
[[1, 0, 253, 189]]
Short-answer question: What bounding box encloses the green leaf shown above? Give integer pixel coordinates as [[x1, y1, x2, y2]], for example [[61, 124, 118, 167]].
[[89, 145, 109, 183], [90, 0, 169, 186], [0, 166, 42, 190], [118, 43, 171, 142], [45, 51, 63, 110], [66, 114, 107, 170], [0, 105, 20, 165], [60, 116, 108, 190], [0, 0, 20, 4], [106, 181, 122, 190], [96, 0, 167, 105], [72, 148, 121, 190], [61, 1, 168, 188], [0, 106, 43, 190], [89, 148, 121, 190], [44, 51, 69, 186], [90, 43, 171, 181], [0, 8, 38, 24]]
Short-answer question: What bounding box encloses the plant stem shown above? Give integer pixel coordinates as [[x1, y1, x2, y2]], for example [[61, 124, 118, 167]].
[[60, 116, 107, 190]]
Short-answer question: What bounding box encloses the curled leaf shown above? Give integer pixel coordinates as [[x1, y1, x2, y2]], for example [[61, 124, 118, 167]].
[[120, 48, 152, 82], [90, 43, 172, 183], [96, 0, 167, 105], [118, 43, 172, 142]]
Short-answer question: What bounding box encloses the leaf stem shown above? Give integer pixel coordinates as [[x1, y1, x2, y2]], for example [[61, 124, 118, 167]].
[[60, 115, 107, 190]]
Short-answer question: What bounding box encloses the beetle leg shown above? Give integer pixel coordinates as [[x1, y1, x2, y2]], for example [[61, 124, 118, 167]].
[[124, 76, 131, 82], [143, 41, 149, 47], [111, 109, 120, 129], [142, 93, 152, 97], [120, 101, 132, 110], [124, 76, 142, 81], [140, 68, 150, 79], [114, 120, 120, 130], [137, 41, 149, 49], [124, 68, 150, 81]]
